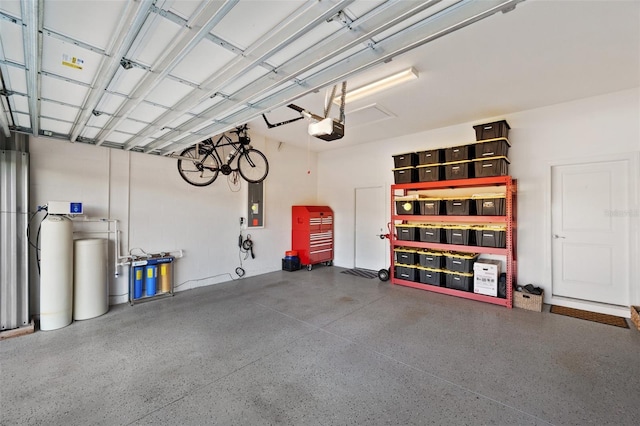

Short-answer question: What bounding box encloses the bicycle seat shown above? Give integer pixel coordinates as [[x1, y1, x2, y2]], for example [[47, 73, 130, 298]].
[[231, 124, 248, 134]]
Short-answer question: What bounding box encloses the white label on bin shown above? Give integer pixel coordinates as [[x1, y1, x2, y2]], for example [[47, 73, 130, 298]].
[[484, 126, 493, 129], [453, 149, 460, 152], [483, 152, 494, 156], [453, 166, 460, 170], [483, 164, 493, 168], [454, 202, 462, 206], [453, 260, 461, 264]]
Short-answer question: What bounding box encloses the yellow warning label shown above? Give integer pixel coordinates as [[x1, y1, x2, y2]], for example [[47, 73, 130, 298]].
[[160, 264, 167, 276], [62, 61, 82, 69], [62, 54, 83, 70], [136, 270, 142, 280], [147, 268, 153, 278]]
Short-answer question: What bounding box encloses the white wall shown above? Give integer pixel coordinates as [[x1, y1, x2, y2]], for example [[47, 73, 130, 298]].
[[317, 88, 640, 305], [28, 88, 640, 313], [29, 134, 317, 312]]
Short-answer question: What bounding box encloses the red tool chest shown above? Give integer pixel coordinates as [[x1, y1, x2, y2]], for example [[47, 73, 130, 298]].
[[292, 206, 334, 270]]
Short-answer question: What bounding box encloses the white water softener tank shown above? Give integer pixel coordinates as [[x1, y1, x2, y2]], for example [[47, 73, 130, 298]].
[[73, 239, 108, 320], [40, 215, 74, 331]]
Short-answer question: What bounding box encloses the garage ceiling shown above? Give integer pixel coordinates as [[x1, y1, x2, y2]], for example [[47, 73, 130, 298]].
[[0, 0, 638, 155]]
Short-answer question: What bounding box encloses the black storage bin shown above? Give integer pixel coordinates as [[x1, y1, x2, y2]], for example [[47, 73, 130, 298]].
[[475, 138, 510, 159], [417, 250, 445, 269], [445, 271, 474, 292], [445, 226, 474, 246], [393, 166, 417, 183], [395, 264, 417, 282], [417, 267, 445, 286], [418, 198, 445, 216], [445, 198, 475, 216], [444, 144, 474, 162], [472, 194, 506, 216], [473, 157, 509, 178], [282, 257, 301, 271], [473, 120, 510, 141], [396, 225, 418, 242], [394, 247, 418, 265], [395, 199, 418, 215], [416, 164, 441, 182], [393, 152, 417, 168], [443, 160, 473, 180], [498, 272, 507, 299], [475, 226, 506, 248], [417, 149, 443, 165], [418, 225, 446, 243], [444, 252, 479, 273]]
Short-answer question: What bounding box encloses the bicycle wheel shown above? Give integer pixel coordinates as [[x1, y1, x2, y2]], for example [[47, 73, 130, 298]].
[[177, 146, 220, 186], [237, 148, 269, 183]]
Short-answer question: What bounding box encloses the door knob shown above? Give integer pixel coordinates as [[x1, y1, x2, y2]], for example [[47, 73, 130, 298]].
[[553, 234, 566, 239]]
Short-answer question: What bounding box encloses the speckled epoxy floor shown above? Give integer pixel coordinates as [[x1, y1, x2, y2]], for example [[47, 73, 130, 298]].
[[2, 267, 639, 425]]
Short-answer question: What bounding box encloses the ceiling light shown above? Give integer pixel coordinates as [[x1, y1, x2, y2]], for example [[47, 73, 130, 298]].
[[335, 67, 419, 104]]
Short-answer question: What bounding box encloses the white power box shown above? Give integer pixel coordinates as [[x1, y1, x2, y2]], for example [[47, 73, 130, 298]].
[[473, 259, 501, 297], [48, 201, 83, 215]]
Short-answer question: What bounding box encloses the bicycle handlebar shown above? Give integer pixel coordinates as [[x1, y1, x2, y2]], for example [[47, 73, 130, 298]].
[[197, 125, 247, 147], [230, 124, 248, 134]]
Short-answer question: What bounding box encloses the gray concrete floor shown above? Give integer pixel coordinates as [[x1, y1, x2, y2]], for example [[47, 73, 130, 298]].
[[2, 266, 639, 425]]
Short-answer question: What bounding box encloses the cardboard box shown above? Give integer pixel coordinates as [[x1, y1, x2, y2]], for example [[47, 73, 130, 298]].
[[631, 306, 640, 331], [473, 259, 501, 297]]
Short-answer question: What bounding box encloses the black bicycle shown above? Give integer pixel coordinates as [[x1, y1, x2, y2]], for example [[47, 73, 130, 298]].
[[176, 125, 269, 186]]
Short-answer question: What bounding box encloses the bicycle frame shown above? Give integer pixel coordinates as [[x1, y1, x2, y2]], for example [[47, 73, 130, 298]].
[[173, 133, 245, 170], [206, 134, 242, 170]]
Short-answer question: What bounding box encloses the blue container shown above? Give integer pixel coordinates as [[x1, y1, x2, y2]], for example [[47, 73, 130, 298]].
[[282, 256, 300, 271], [133, 266, 144, 299], [145, 265, 157, 296]]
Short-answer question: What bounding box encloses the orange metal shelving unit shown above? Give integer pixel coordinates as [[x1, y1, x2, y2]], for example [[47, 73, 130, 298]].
[[390, 176, 517, 308]]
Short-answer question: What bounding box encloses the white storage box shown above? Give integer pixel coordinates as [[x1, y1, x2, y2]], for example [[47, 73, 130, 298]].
[[473, 259, 501, 297]]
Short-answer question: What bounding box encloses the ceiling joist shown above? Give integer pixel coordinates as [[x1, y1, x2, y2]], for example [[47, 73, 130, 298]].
[[0, 0, 532, 153], [122, 0, 355, 151], [69, 0, 155, 143], [161, 0, 526, 155]]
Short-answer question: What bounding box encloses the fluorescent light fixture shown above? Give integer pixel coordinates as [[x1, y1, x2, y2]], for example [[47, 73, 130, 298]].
[[335, 67, 419, 104]]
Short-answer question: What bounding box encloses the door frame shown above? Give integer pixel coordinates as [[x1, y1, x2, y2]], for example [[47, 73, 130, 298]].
[[544, 152, 639, 317], [353, 185, 388, 270]]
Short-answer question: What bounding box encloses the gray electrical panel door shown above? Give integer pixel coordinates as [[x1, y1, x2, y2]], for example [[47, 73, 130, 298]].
[[247, 181, 264, 227]]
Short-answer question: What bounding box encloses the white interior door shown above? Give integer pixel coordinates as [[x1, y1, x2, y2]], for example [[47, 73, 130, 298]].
[[355, 186, 386, 271], [551, 160, 630, 306]]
